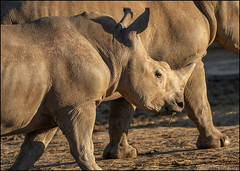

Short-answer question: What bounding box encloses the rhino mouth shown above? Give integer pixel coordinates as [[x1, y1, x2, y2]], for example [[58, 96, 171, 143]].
[[141, 99, 182, 116], [158, 105, 179, 116]]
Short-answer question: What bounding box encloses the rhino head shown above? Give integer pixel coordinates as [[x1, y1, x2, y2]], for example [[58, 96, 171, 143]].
[[83, 8, 196, 115], [114, 8, 196, 115], [120, 57, 196, 116]]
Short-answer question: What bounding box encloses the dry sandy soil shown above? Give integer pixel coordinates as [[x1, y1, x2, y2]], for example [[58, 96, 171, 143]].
[[1, 44, 239, 170]]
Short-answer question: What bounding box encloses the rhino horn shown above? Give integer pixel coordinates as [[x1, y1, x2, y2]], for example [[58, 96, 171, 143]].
[[177, 62, 196, 85], [120, 8, 133, 27], [115, 8, 133, 36], [126, 8, 150, 34]]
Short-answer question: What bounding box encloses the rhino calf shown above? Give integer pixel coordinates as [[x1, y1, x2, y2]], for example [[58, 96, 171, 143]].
[[1, 8, 195, 170]]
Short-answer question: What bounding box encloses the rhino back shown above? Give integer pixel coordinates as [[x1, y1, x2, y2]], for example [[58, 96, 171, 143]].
[[1, 1, 150, 24], [1, 1, 211, 68], [144, 1, 210, 67]]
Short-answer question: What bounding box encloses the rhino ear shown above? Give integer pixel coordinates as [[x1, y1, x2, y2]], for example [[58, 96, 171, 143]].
[[81, 11, 118, 34], [125, 8, 150, 34]]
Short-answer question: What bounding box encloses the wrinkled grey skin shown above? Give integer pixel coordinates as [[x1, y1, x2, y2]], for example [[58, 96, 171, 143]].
[[1, 9, 196, 170], [1, 0, 239, 160]]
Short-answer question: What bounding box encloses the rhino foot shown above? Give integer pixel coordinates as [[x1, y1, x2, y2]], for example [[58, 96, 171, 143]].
[[196, 128, 230, 149], [103, 143, 137, 159]]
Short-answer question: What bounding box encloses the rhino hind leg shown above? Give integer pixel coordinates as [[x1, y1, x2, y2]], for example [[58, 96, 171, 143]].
[[103, 98, 137, 159], [10, 127, 58, 170], [184, 60, 230, 149], [54, 102, 101, 170]]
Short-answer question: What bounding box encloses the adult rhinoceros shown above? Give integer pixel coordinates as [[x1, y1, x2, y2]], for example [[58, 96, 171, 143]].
[[1, 1, 239, 159], [1, 8, 197, 170]]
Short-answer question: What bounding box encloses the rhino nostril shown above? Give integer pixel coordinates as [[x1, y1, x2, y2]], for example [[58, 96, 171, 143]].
[[177, 102, 184, 108]]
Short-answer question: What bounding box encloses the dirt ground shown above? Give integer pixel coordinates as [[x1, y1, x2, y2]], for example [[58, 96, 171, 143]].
[[1, 44, 239, 170]]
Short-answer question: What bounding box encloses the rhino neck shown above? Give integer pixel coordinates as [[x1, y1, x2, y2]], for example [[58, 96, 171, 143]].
[[96, 43, 130, 98], [70, 15, 130, 98], [116, 46, 154, 105]]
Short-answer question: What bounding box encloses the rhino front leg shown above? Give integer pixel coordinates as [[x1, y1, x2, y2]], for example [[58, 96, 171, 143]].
[[184, 60, 230, 148], [55, 102, 101, 170], [10, 127, 58, 170], [103, 98, 137, 159]]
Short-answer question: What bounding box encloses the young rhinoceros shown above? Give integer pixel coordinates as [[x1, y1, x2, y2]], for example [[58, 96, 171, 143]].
[[1, 8, 195, 170]]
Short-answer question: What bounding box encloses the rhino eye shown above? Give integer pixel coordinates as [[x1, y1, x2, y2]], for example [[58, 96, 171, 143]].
[[155, 71, 162, 78]]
